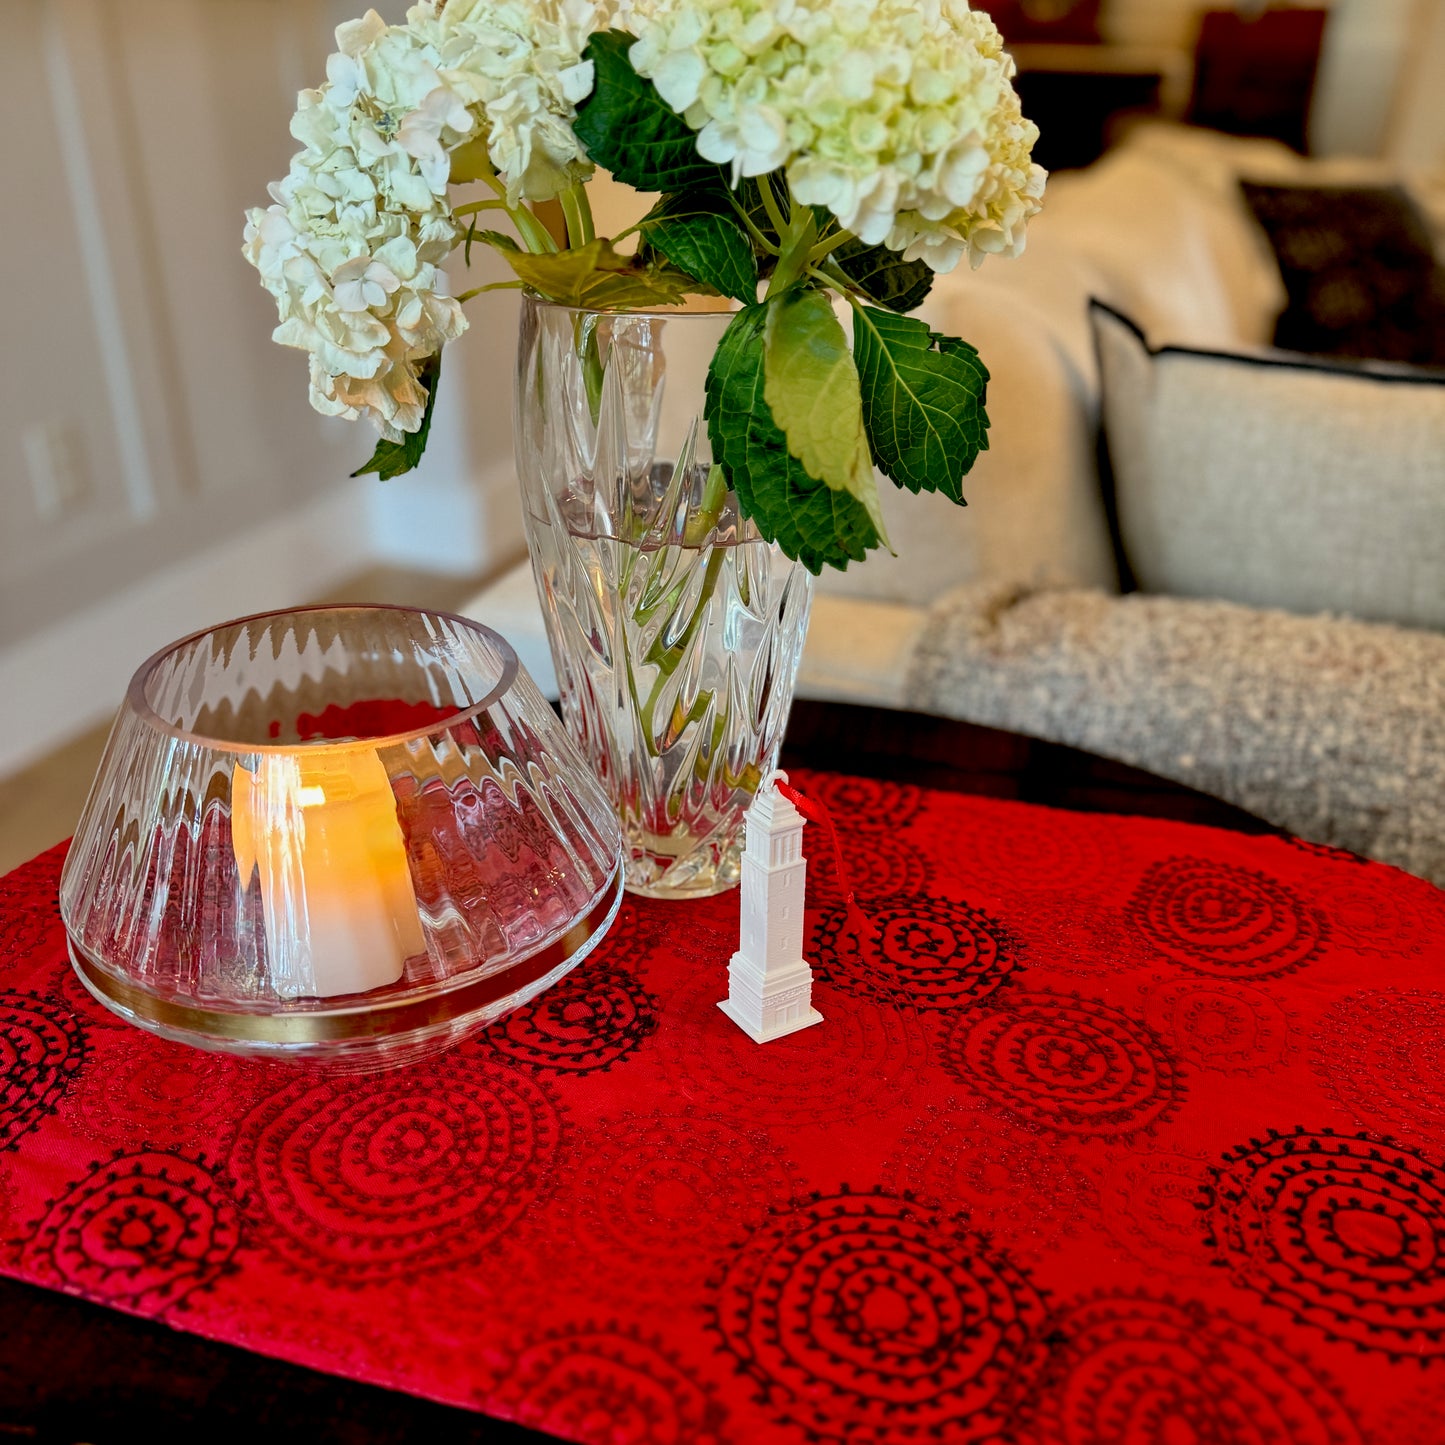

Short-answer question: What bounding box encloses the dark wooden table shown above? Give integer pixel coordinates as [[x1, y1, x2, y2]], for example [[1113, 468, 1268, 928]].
[[780, 702, 1274, 836], [0, 706, 1273, 1444]]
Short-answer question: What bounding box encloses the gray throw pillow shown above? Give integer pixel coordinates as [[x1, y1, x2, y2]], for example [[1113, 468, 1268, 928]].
[[1092, 300, 1445, 631]]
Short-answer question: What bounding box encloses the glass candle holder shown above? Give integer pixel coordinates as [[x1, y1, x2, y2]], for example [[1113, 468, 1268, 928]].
[[58, 606, 623, 1069]]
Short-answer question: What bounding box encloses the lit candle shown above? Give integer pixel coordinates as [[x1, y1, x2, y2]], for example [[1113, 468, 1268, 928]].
[[231, 748, 425, 999]]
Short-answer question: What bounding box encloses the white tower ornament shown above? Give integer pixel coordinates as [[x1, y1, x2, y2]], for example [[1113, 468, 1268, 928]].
[[718, 771, 824, 1044]]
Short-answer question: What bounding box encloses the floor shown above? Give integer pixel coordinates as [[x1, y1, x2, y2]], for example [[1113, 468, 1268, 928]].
[[0, 565, 496, 876]]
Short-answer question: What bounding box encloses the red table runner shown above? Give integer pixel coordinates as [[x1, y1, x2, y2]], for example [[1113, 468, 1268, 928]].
[[2, 772, 1444, 1443]]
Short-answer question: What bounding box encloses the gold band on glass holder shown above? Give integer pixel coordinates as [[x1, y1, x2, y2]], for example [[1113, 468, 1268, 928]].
[[68, 864, 623, 1046]]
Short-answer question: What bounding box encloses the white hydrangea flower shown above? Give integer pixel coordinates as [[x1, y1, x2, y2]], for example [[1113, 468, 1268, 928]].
[[243, 11, 468, 438], [245, 2, 610, 439], [628, 0, 1046, 272], [408, 0, 608, 206]]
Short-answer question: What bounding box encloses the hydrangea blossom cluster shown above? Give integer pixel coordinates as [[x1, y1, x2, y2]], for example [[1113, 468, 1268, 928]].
[[244, 0, 1044, 455], [244, 1, 605, 438], [628, 0, 1046, 271], [412, 0, 605, 205]]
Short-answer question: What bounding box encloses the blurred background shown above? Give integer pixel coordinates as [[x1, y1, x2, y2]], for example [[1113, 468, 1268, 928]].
[[1, 0, 1442, 867]]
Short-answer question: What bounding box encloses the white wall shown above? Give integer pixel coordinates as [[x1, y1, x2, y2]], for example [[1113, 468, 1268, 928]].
[[2, 0, 349, 649], [0, 0, 525, 776], [1312, 0, 1421, 157], [1388, 0, 1445, 169]]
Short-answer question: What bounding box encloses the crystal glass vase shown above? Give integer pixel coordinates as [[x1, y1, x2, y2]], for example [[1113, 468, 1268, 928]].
[[58, 606, 623, 1068], [515, 296, 815, 899]]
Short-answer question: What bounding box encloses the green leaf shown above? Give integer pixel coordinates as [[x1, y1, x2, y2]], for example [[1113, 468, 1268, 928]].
[[640, 192, 757, 303], [573, 31, 721, 193], [470, 228, 518, 253], [705, 303, 882, 574], [351, 350, 442, 481], [851, 304, 990, 503], [762, 288, 887, 543], [496, 237, 694, 309], [831, 235, 934, 314]]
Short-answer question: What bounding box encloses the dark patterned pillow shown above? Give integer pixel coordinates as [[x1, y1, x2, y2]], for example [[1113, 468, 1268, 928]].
[[1240, 181, 1445, 367]]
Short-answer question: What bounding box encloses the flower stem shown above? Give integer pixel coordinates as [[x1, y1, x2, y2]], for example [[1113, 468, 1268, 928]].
[[636, 544, 727, 753], [573, 312, 606, 424], [815, 258, 871, 302], [807, 228, 854, 265], [758, 172, 789, 237], [723, 191, 778, 255], [683, 464, 729, 546], [768, 207, 821, 296], [476, 171, 557, 254], [516, 205, 559, 254], [559, 182, 595, 248], [456, 280, 524, 301]]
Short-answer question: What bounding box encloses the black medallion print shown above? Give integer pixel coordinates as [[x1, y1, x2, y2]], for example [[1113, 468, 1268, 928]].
[[941, 990, 1185, 1141], [24, 1149, 241, 1313], [1205, 1128, 1445, 1358], [1, 992, 86, 1149], [709, 1188, 1049, 1443], [482, 962, 659, 1074], [1129, 857, 1326, 977]]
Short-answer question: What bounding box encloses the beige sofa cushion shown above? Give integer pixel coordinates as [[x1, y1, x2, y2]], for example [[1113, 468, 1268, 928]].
[[1094, 301, 1445, 630], [1033, 135, 1288, 349], [815, 270, 1120, 609]]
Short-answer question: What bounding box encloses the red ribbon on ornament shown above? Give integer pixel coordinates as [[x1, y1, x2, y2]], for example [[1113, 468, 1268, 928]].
[[774, 778, 879, 967]]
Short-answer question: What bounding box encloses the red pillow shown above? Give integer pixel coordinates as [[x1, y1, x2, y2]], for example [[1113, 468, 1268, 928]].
[[971, 0, 1101, 45]]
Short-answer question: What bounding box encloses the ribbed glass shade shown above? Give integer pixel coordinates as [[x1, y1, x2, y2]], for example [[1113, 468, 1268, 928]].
[[58, 606, 623, 1068]]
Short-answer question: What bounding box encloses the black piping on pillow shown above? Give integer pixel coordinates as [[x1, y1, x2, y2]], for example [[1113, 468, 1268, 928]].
[[1087, 298, 1445, 387]]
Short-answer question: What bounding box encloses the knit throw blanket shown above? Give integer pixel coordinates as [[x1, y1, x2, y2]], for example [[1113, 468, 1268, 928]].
[[906, 583, 1445, 885]]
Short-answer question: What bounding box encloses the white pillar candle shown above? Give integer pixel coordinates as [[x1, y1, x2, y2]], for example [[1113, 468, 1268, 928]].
[[231, 748, 425, 999]]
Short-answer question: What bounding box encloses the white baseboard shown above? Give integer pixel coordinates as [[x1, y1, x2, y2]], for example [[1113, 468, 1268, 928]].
[[0, 483, 373, 777]]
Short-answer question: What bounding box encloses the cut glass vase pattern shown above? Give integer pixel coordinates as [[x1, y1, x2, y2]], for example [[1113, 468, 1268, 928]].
[[515, 296, 814, 898]]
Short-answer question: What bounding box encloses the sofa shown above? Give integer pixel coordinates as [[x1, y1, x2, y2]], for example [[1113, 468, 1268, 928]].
[[464, 125, 1445, 884]]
